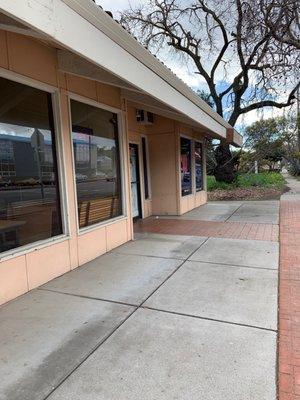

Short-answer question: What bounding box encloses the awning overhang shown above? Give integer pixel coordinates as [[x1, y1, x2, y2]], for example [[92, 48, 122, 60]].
[[0, 0, 242, 145]]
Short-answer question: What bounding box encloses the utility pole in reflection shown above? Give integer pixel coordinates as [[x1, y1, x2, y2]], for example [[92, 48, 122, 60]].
[[31, 129, 45, 199]]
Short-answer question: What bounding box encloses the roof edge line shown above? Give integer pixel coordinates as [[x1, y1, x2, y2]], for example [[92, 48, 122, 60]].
[[62, 0, 239, 138]]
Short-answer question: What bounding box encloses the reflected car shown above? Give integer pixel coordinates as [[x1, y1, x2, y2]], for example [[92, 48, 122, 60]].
[[76, 173, 88, 181]]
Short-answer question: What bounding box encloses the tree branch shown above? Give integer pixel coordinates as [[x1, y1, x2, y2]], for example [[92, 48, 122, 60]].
[[239, 82, 300, 115], [193, 1, 230, 80]]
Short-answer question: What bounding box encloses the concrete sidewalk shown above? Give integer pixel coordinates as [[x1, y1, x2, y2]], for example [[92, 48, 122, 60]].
[[282, 173, 300, 195], [134, 200, 279, 241], [0, 200, 279, 400]]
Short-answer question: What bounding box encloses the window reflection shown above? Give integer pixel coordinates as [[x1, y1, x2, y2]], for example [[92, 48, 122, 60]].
[[0, 77, 63, 253], [195, 141, 203, 191], [70, 100, 122, 228], [180, 137, 192, 196]]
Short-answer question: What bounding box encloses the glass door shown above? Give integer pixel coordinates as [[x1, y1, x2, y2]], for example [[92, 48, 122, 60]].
[[129, 144, 141, 219]]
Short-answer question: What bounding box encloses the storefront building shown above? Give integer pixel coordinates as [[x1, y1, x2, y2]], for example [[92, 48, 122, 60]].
[[0, 0, 242, 305]]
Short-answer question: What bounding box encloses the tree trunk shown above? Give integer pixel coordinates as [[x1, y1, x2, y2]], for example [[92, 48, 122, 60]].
[[212, 111, 240, 183], [214, 142, 236, 183]]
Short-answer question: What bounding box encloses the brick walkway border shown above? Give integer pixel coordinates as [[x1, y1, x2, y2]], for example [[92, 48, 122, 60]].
[[135, 217, 279, 242], [279, 196, 300, 399]]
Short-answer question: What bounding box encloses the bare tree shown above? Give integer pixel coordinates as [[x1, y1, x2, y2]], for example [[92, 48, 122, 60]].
[[261, 0, 300, 50], [120, 0, 300, 182]]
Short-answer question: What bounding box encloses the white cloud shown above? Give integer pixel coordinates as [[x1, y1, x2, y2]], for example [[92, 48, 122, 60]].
[[95, 0, 141, 16], [237, 107, 289, 132], [165, 61, 206, 89]]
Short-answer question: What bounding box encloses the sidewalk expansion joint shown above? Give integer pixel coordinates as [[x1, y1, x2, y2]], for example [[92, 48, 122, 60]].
[[186, 259, 278, 271], [42, 306, 137, 400], [138, 237, 210, 307], [224, 203, 244, 222], [42, 237, 210, 399], [37, 287, 138, 308], [141, 306, 278, 333], [110, 251, 186, 261]]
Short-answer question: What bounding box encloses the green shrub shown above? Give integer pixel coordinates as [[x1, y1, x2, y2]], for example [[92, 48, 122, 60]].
[[207, 172, 284, 191], [236, 172, 284, 187], [207, 175, 233, 191]]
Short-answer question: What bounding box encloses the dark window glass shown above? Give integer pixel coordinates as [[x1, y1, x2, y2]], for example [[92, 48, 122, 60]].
[[70, 100, 122, 228], [0, 77, 63, 253], [141, 137, 149, 199], [195, 141, 203, 191], [180, 137, 192, 196]]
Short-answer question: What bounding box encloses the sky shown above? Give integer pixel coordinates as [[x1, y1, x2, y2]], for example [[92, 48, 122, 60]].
[[96, 0, 142, 14], [97, 0, 212, 88], [96, 0, 289, 129]]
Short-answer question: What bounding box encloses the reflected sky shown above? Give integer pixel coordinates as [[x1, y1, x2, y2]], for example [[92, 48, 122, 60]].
[[0, 123, 51, 141]]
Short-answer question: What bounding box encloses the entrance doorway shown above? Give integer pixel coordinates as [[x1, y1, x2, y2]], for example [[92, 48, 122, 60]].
[[129, 143, 142, 220]]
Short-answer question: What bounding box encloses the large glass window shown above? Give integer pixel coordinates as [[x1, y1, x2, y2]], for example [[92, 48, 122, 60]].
[[180, 137, 192, 196], [70, 99, 122, 228], [195, 141, 203, 191], [0, 77, 63, 253]]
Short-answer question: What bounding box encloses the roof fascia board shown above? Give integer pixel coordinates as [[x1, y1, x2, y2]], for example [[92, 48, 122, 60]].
[[62, 0, 233, 130], [64, 0, 242, 146], [0, 0, 227, 138], [0, 23, 47, 39], [123, 90, 223, 139], [57, 50, 140, 92]]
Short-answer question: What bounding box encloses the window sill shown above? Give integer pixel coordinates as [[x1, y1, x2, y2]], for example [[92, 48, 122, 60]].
[[78, 214, 128, 236], [0, 234, 70, 262], [181, 193, 194, 198]]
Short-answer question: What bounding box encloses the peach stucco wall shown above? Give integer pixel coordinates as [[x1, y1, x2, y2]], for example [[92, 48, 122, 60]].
[[127, 106, 179, 216], [126, 105, 208, 217], [148, 132, 178, 215], [0, 30, 208, 306], [127, 108, 207, 217], [127, 105, 153, 218], [0, 31, 132, 305]]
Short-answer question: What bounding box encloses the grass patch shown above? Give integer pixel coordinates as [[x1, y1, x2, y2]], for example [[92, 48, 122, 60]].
[[207, 176, 232, 191], [207, 172, 284, 192]]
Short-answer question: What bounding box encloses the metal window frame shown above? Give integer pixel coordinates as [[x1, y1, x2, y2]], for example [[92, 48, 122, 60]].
[[0, 67, 69, 261], [194, 140, 205, 192], [67, 92, 127, 235], [180, 134, 194, 198], [141, 134, 151, 200]]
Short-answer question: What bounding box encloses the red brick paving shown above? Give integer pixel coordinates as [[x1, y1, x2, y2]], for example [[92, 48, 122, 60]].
[[279, 197, 300, 400], [134, 217, 279, 242]]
